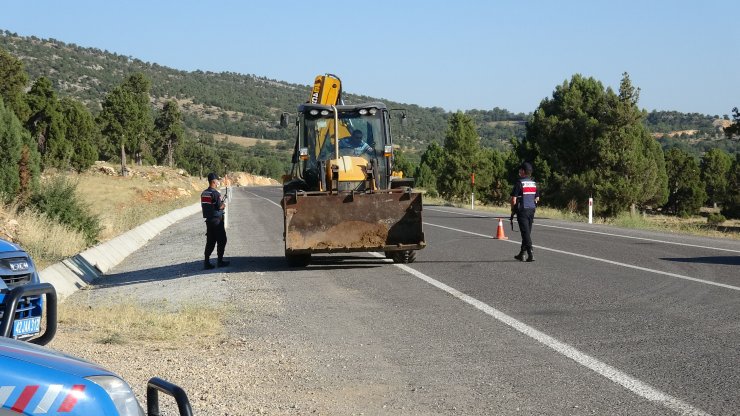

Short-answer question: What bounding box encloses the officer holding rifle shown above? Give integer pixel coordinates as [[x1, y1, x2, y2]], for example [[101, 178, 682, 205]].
[[201, 172, 229, 269], [510, 162, 539, 262]]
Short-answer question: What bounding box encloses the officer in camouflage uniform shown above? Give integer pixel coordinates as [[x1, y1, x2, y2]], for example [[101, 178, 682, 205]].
[[511, 162, 539, 262], [201, 173, 229, 269]]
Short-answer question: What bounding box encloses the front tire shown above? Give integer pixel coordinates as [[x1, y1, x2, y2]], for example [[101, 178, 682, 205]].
[[390, 250, 416, 264], [286, 253, 311, 267]]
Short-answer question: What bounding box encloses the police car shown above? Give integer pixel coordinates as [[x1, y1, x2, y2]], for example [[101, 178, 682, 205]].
[[0, 239, 43, 341], [0, 336, 192, 415], [1, 283, 193, 415]]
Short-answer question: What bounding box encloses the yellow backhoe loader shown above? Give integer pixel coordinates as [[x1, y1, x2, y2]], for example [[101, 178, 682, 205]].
[[279, 74, 425, 267]]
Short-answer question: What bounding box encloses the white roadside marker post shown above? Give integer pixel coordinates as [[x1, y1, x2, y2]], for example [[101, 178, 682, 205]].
[[588, 197, 593, 224]]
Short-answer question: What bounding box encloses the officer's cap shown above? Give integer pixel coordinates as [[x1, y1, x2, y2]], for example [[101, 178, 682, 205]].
[[520, 162, 533, 174], [207, 172, 220, 182]]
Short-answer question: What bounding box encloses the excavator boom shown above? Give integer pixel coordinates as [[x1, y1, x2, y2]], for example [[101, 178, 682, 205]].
[[310, 74, 342, 105]]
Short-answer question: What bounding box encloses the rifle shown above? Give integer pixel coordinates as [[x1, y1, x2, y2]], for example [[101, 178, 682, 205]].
[[222, 186, 230, 203], [510, 205, 518, 232]]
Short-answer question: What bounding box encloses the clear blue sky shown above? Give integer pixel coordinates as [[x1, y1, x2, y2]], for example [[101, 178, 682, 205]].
[[1, 0, 737, 116]]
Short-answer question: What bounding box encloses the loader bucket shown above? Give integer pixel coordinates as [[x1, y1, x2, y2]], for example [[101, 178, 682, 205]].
[[282, 190, 425, 254]]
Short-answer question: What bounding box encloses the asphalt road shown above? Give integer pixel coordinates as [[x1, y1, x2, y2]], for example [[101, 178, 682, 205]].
[[88, 185, 740, 415], [241, 185, 739, 415]]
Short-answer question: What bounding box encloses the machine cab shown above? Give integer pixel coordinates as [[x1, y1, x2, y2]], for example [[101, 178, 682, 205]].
[[296, 102, 393, 192]]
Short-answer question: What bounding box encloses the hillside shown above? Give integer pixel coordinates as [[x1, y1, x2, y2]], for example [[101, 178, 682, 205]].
[[644, 111, 736, 155], [0, 161, 277, 268], [0, 30, 525, 153], [1, 30, 735, 157]]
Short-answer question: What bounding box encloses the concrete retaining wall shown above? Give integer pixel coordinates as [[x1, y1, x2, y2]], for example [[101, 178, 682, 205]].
[[39, 203, 200, 300]]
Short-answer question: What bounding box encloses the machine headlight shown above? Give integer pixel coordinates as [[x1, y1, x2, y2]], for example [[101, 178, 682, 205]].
[[87, 376, 145, 416], [309, 109, 319, 115], [320, 110, 330, 116], [359, 109, 368, 115], [384, 145, 393, 157]]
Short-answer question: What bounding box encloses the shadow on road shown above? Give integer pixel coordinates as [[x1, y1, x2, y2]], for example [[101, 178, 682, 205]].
[[91, 255, 387, 288], [661, 256, 740, 266], [425, 215, 492, 219], [412, 260, 521, 263]]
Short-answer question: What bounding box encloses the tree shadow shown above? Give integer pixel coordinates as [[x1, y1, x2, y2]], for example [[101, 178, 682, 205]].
[[413, 260, 521, 263], [661, 256, 740, 266], [425, 215, 489, 219], [90, 255, 386, 289]]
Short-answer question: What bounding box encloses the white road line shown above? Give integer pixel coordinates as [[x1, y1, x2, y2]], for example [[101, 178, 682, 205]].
[[370, 252, 711, 416], [426, 207, 740, 254], [247, 191, 281, 208], [424, 222, 740, 292], [426, 207, 490, 218], [535, 223, 740, 254]]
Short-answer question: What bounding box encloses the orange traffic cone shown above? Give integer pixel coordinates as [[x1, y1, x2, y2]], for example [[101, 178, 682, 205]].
[[494, 218, 508, 240]]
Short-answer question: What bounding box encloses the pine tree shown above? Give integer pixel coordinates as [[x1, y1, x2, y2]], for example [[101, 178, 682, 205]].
[[25, 77, 70, 169], [0, 47, 29, 121], [98, 73, 154, 174], [391, 148, 415, 179], [60, 97, 98, 172], [483, 148, 510, 204], [0, 97, 23, 200], [663, 147, 707, 217], [438, 112, 480, 201], [153, 100, 183, 167], [700, 148, 733, 207], [0, 97, 39, 202], [724, 107, 739, 139], [523, 73, 667, 217], [720, 154, 740, 218], [122, 74, 154, 166], [415, 142, 445, 193]]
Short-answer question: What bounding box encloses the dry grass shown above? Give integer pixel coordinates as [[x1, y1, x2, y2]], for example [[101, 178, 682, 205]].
[[212, 133, 280, 148], [0, 203, 87, 268], [607, 212, 740, 240], [58, 297, 226, 344], [1, 163, 201, 268], [421, 195, 739, 240], [73, 164, 201, 240]]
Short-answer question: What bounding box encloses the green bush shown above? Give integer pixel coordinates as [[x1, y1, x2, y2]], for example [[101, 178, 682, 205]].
[[28, 177, 101, 245], [707, 213, 726, 226], [425, 189, 439, 198]]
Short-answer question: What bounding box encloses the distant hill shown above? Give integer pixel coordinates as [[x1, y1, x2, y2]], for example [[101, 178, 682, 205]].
[[644, 111, 736, 155], [1, 30, 733, 157], [0, 30, 527, 155]]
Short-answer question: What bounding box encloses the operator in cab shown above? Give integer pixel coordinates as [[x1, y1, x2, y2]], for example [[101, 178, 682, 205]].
[[339, 130, 375, 157]]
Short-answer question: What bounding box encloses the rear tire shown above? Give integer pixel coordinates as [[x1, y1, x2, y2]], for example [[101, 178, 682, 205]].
[[406, 250, 416, 263], [286, 253, 311, 267]]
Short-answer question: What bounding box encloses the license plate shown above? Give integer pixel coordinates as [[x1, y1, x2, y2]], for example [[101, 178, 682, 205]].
[[13, 317, 41, 337]]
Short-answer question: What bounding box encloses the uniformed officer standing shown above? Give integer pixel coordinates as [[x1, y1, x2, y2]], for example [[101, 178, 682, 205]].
[[201, 172, 229, 269], [511, 162, 539, 262]]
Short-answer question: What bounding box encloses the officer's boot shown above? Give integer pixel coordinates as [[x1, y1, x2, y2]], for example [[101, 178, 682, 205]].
[[204, 256, 215, 270], [514, 249, 526, 261], [526, 248, 535, 262], [217, 257, 230, 268]]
